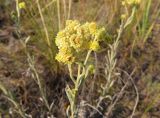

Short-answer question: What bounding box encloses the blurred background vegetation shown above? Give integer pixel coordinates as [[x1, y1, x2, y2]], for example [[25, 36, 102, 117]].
[[0, 0, 160, 117]]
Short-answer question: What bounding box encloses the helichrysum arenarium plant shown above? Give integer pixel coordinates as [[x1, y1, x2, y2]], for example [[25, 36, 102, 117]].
[[121, 0, 141, 28], [89, 1, 142, 116], [55, 20, 105, 118], [55, 20, 105, 64]]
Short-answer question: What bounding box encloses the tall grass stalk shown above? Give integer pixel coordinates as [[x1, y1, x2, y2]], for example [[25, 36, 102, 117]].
[[36, 0, 51, 47], [15, 0, 20, 26], [137, 0, 159, 43], [142, 2, 160, 43], [140, 0, 152, 38], [41, 0, 57, 12], [68, 0, 72, 19], [63, 0, 67, 21], [36, 0, 58, 71], [57, 0, 61, 30]]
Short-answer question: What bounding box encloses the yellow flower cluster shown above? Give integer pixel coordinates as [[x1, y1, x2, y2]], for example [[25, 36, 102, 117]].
[[55, 47, 75, 64], [18, 2, 26, 9], [55, 20, 105, 64], [122, 0, 141, 5]]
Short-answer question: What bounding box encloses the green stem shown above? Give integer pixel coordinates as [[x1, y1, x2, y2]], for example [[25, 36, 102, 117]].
[[68, 0, 72, 19], [84, 50, 92, 65], [71, 90, 78, 118], [77, 64, 81, 79], [68, 64, 76, 84], [15, 0, 20, 26], [69, 50, 92, 117], [124, 6, 136, 29]]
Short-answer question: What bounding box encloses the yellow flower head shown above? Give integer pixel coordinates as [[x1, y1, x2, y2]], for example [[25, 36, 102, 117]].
[[55, 20, 105, 64], [95, 27, 105, 41], [18, 2, 26, 9], [89, 22, 97, 35], [121, 14, 127, 20], [70, 34, 84, 51], [89, 41, 100, 51], [66, 20, 80, 34], [88, 64, 96, 74], [55, 47, 75, 64], [55, 31, 69, 49]]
